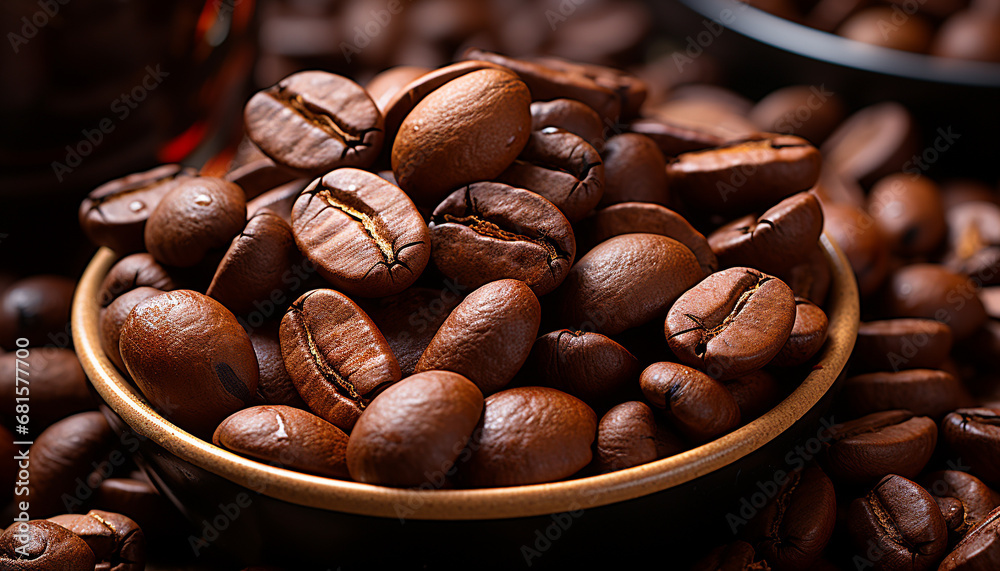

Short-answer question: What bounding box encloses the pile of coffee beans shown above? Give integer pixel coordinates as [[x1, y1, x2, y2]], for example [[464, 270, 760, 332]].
[[0, 509, 145, 571]]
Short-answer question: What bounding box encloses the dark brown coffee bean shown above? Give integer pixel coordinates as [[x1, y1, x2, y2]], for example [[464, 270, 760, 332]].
[[99, 287, 163, 373], [245, 179, 310, 223], [292, 168, 430, 298], [521, 329, 639, 407], [938, 505, 1000, 570], [749, 85, 846, 144], [770, 298, 828, 367], [428, 183, 575, 296], [249, 321, 307, 409], [597, 133, 669, 207], [931, 11, 1000, 62], [847, 474, 949, 571], [667, 135, 821, 218], [774, 242, 831, 305], [708, 191, 824, 275], [822, 102, 918, 187], [689, 540, 769, 571], [627, 116, 729, 158], [640, 361, 740, 442], [49, 510, 145, 571], [347, 371, 483, 487], [593, 401, 659, 473], [867, 174, 946, 257], [496, 128, 604, 222], [223, 158, 298, 201], [665, 268, 796, 381], [530, 98, 604, 145], [144, 177, 247, 268], [725, 369, 780, 421], [214, 405, 350, 479], [745, 465, 837, 571], [854, 319, 953, 373], [279, 289, 400, 433], [0, 520, 96, 570], [576, 202, 717, 276], [557, 233, 704, 335], [823, 203, 891, 297], [823, 410, 937, 486], [942, 409, 1000, 485], [464, 386, 596, 487], [392, 68, 531, 207], [244, 71, 383, 176], [28, 412, 116, 517], [93, 478, 181, 539], [530, 57, 647, 120], [937, 495, 971, 541], [944, 201, 1000, 284], [844, 369, 962, 419], [98, 253, 179, 308], [80, 164, 197, 254], [120, 290, 258, 437], [882, 264, 987, 341], [416, 279, 540, 396], [921, 471, 1000, 543], [0, 275, 75, 351], [838, 7, 934, 52], [364, 65, 431, 111]]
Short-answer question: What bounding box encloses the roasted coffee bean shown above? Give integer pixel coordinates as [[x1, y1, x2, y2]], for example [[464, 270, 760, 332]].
[[847, 474, 949, 571], [665, 268, 796, 381], [416, 279, 540, 395], [0, 275, 75, 351], [0, 348, 93, 431], [530, 98, 604, 145], [0, 520, 96, 570], [749, 85, 846, 144], [725, 369, 780, 421], [392, 68, 531, 207], [597, 133, 669, 207], [931, 11, 1000, 62], [99, 287, 163, 372], [347, 371, 483, 487], [464, 386, 597, 487], [120, 290, 258, 436], [94, 478, 181, 539], [214, 405, 350, 479], [529, 57, 646, 120], [843, 369, 962, 419], [359, 287, 461, 377], [938, 505, 1000, 570], [80, 164, 197, 254], [744, 465, 837, 571], [854, 319, 953, 373], [640, 361, 740, 442], [98, 253, 179, 307], [867, 174, 946, 257], [942, 409, 1000, 485], [838, 7, 934, 52], [628, 116, 729, 158], [823, 410, 938, 485], [520, 329, 639, 407], [882, 264, 987, 341], [823, 203, 891, 297], [496, 127, 604, 222], [689, 540, 770, 571], [249, 321, 307, 409], [28, 412, 116, 517], [921, 470, 1000, 543], [593, 401, 660, 473], [245, 179, 310, 223], [428, 183, 575, 296], [651, 91, 758, 142], [822, 102, 918, 187], [937, 495, 971, 541], [944, 201, 1000, 283], [364, 65, 431, 111], [774, 243, 831, 305], [292, 168, 430, 297], [223, 158, 298, 201], [49, 510, 145, 571], [708, 191, 824, 275], [575, 202, 717, 276], [280, 289, 399, 432], [771, 298, 829, 367], [144, 177, 247, 268], [557, 233, 703, 336], [244, 71, 384, 176], [667, 135, 821, 218]]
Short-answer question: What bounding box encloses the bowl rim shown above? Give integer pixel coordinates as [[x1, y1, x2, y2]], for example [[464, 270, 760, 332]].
[[681, 0, 1000, 88], [72, 234, 859, 521]]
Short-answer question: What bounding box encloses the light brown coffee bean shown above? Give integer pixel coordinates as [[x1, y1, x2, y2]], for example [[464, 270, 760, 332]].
[[593, 401, 659, 473], [640, 361, 740, 442], [99, 287, 163, 372]]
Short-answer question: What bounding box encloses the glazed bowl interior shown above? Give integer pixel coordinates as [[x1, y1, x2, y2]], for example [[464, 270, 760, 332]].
[[71, 233, 859, 521]]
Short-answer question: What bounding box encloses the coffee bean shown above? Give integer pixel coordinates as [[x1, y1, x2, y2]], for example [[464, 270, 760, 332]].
[[214, 405, 350, 479], [347, 371, 483, 487], [428, 183, 576, 296], [464, 386, 596, 487], [93, 478, 181, 539], [724, 369, 781, 421], [839, 7, 934, 52], [80, 164, 197, 254], [98, 253, 179, 308], [822, 102, 918, 187], [416, 279, 540, 395], [844, 369, 962, 419], [244, 71, 383, 176], [882, 264, 987, 341], [100, 287, 163, 373], [867, 174, 946, 257], [496, 127, 604, 222], [943, 201, 1000, 283], [392, 68, 531, 207], [847, 474, 949, 571], [279, 289, 400, 432], [823, 203, 891, 297], [932, 11, 1000, 62], [938, 505, 1000, 570], [627, 116, 729, 158], [530, 98, 604, 145], [823, 410, 937, 485], [49, 510, 145, 571], [665, 267, 796, 381], [0, 275, 76, 351], [0, 520, 96, 570], [597, 133, 669, 207], [120, 290, 258, 437], [749, 85, 846, 144], [942, 408, 1000, 485], [854, 319, 953, 373], [245, 179, 310, 223], [774, 243, 831, 305], [593, 401, 659, 474], [223, 158, 298, 201], [639, 361, 740, 442], [248, 321, 307, 409], [557, 233, 704, 335], [530, 57, 647, 120], [770, 298, 829, 367], [144, 177, 247, 268], [920, 470, 1000, 544]]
